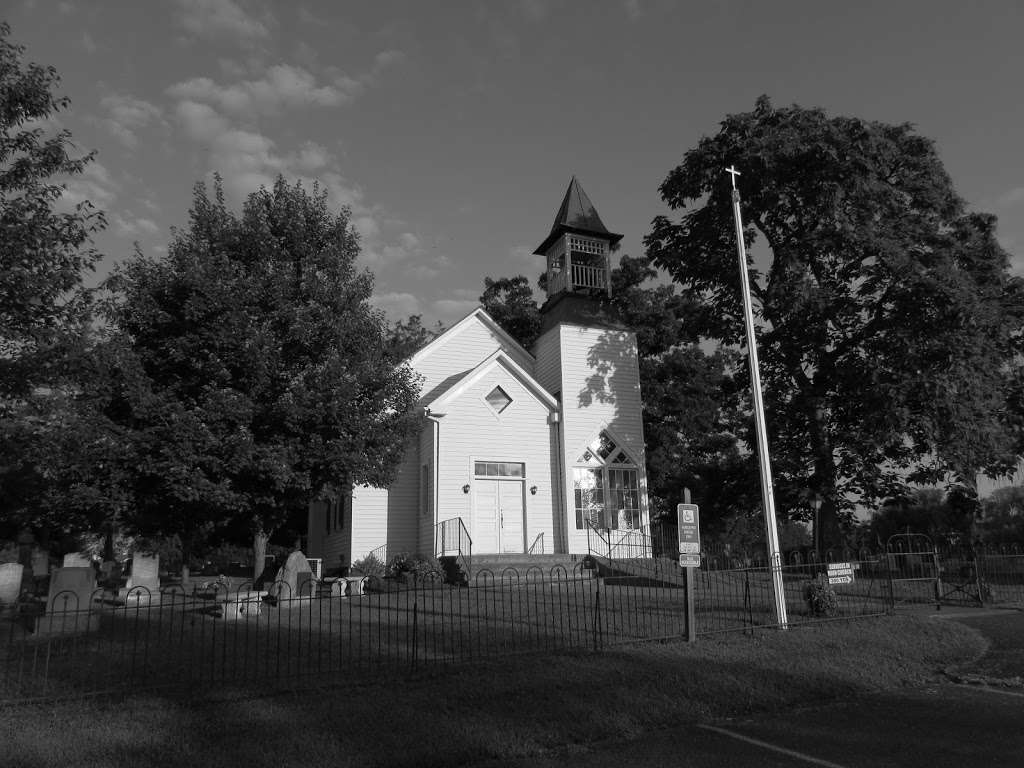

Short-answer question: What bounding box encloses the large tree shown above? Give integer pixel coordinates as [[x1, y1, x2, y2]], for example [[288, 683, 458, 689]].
[[645, 96, 1024, 549], [102, 176, 422, 576], [0, 22, 106, 541]]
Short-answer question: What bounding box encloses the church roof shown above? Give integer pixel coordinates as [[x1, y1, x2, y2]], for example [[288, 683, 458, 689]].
[[534, 176, 623, 255]]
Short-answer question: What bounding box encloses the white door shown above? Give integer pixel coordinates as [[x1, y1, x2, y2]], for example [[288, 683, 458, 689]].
[[499, 481, 524, 554], [474, 480, 525, 554]]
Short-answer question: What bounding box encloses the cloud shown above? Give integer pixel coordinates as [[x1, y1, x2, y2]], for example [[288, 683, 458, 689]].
[[98, 93, 165, 148], [174, 100, 231, 141], [370, 292, 421, 321], [113, 213, 161, 238], [997, 187, 1024, 208], [175, 0, 271, 43], [168, 64, 362, 117], [432, 298, 482, 323], [81, 31, 97, 53], [61, 161, 118, 210], [622, 0, 643, 20]]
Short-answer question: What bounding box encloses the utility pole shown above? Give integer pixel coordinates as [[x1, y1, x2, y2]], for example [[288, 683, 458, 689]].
[[725, 166, 788, 629]]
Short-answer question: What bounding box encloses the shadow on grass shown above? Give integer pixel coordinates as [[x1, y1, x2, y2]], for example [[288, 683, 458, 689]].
[[1, 614, 986, 768]]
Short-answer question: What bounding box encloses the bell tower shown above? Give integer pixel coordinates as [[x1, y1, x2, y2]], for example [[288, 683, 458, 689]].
[[531, 178, 648, 555], [535, 177, 623, 332]]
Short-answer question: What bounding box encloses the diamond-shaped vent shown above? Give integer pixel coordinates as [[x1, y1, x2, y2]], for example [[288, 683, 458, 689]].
[[486, 386, 512, 414]]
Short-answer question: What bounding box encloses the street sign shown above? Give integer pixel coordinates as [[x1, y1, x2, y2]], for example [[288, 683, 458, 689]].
[[677, 503, 700, 554], [827, 562, 855, 586], [678, 554, 701, 568]]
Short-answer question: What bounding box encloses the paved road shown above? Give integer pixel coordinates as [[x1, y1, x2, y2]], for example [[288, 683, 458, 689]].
[[472, 608, 1024, 768]]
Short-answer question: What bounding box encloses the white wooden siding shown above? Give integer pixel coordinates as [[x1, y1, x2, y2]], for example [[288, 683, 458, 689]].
[[414, 316, 535, 402], [418, 419, 436, 557], [434, 368, 556, 555], [555, 324, 649, 554], [533, 326, 563, 397], [350, 432, 422, 562]]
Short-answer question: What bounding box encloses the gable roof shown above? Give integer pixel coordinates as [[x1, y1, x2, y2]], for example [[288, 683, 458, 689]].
[[424, 349, 558, 413], [534, 176, 624, 255], [408, 307, 534, 370]]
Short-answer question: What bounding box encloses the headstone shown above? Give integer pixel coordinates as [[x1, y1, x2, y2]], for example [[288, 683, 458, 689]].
[[36, 567, 99, 635], [120, 553, 160, 603], [29, 548, 49, 578], [62, 552, 91, 568], [271, 550, 314, 603], [46, 567, 96, 613], [0, 562, 23, 607]]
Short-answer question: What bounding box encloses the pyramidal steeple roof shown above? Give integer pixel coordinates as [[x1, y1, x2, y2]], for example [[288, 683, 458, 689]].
[[533, 176, 623, 255]]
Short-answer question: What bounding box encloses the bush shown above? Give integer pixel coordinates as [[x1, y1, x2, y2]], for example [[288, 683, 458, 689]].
[[386, 552, 441, 583], [803, 580, 839, 617], [351, 553, 385, 578]]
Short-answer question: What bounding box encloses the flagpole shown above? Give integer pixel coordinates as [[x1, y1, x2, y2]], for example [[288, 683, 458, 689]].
[[725, 165, 788, 629]]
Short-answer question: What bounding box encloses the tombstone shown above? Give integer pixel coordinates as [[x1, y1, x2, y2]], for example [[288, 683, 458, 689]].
[[120, 553, 160, 604], [34, 566, 99, 635], [0, 562, 23, 608], [270, 550, 314, 604], [62, 552, 91, 568], [29, 547, 49, 579]]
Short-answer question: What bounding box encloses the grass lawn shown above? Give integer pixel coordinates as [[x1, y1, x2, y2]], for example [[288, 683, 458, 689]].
[[0, 614, 984, 768]]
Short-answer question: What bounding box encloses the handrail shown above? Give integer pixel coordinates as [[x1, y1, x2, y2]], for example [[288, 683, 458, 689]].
[[367, 543, 387, 567], [527, 532, 545, 555], [435, 517, 473, 581]]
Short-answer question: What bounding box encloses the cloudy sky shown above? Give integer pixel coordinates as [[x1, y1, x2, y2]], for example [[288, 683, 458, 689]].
[[7, 1, 1024, 328]]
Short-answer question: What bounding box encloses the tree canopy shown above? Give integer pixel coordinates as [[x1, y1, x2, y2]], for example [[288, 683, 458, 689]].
[[645, 96, 1024, 548], [99, 176, 422, 567], [0, 22, 106, 541]]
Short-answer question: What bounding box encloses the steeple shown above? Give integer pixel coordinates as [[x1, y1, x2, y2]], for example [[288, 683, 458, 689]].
[[535, 177, 621, 304]]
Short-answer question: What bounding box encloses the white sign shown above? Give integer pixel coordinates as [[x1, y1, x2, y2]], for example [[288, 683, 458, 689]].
[[828, 575, 853, 585], [679, 554, 701, 568]]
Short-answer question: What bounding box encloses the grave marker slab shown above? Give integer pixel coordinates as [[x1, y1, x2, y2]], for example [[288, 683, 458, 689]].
[[0, 562, 23, 607]]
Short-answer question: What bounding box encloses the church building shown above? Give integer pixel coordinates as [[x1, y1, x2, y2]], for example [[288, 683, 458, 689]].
[[307, 178, 649, 568]]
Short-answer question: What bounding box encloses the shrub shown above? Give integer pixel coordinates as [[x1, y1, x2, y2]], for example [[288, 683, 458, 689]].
[[386, 552, 441, 583], [351, 553, 385, 578], [803, 580, 839, 617]]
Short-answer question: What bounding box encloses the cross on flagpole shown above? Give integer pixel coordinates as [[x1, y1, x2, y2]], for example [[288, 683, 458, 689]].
[[724, 165, 788, 629]]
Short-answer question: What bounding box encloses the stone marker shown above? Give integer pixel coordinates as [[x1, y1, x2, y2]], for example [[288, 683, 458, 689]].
[[29, 548, 49, 578], [120, 553, 160, 603], [270, 550, 314, 603], [62, 552, 91, 568], [0, 562, 23, 607], [47, 567, 96, 612], [36, 566, 99, 635]]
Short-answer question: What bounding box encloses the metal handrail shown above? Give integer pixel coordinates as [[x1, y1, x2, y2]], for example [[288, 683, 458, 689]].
[[527, 532, 545, 555], [435, 517, 473, 580]]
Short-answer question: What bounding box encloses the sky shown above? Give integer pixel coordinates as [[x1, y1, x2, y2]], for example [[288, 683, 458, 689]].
[[6, 1, 1024, 330]]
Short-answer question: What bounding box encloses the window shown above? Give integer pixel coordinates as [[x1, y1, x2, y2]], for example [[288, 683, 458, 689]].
[[485, 386, 512, 414], [574, 431, 640, 530], [474, 461, 525, 478]]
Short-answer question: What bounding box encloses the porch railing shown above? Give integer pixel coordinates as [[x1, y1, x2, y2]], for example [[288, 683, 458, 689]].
[[435, 517, 472, 579]]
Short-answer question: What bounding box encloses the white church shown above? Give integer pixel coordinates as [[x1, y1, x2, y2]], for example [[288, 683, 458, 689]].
[[307, 178, 649, 568]]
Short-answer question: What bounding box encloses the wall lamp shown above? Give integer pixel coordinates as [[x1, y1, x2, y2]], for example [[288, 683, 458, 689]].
[[462, 484, 471, 494], [529, 486, 538, 495]]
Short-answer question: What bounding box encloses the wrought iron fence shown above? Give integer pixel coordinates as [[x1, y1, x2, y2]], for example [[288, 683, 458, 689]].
[[0, 563, 685, 705]]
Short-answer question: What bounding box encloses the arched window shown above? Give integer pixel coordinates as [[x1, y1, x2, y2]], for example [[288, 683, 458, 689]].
[[573, 431, 640, 531]]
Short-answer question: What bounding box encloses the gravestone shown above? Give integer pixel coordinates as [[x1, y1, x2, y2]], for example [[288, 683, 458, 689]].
[[270, 550, 314, 604], [120, 553, 160, 604], [29, 548, 49, 579], [34, 566, 100, 635], [0, 562, 23, 608], [62, 552, 91, 568]]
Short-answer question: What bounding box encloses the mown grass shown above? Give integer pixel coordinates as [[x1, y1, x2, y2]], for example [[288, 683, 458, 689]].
[[0, 614, 984, 768]]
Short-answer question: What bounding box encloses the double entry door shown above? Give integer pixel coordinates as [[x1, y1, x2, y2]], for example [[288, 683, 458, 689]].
[[473, 479, 524, 554]]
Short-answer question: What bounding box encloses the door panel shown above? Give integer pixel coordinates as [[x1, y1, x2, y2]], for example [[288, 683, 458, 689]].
[[499, 481, 524, 553], [473, 480, 499, 553]]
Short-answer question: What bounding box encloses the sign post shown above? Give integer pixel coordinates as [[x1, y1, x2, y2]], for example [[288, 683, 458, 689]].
[[677, 503, 700, 641]]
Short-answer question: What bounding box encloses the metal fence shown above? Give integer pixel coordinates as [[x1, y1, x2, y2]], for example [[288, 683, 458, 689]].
[[0, 564, 690, 705]]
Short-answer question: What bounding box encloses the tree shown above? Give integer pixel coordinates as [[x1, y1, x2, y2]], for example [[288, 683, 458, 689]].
[[0, 22, 106, 541], [645, 96, 1024, 549], [387, 314, 444, 360], [480, 275, 542, 351], [102, 176, 422, 577]]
